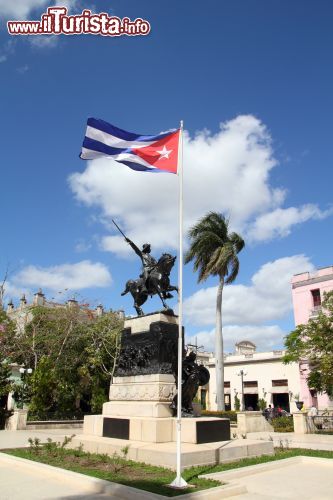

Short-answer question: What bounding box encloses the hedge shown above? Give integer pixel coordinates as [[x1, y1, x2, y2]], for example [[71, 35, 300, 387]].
[[201, 410, 237, 422]]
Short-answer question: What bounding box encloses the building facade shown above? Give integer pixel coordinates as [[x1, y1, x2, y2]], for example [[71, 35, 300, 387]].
[[291, 265, 333, 410], [6, 289, 110, 332], [197, 341, 301, 412]]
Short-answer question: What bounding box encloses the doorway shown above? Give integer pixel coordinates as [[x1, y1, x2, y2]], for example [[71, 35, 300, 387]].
[[244, 394, 258, 410], [272, 393, 290, 411]]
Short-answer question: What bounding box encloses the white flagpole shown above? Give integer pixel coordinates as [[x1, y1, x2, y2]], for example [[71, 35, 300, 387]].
[[171, 120, 188, 488]]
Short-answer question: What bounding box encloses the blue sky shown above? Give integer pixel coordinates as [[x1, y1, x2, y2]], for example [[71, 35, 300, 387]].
[[1, 0, 332, 352]]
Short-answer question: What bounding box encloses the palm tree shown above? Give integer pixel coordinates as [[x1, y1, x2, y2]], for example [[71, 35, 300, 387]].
[[185, 212, 245, 411]]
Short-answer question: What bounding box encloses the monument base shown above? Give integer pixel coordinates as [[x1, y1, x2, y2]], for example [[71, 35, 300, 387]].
[[70, 434, 274, 470], [75, 313, 274, 468], [83, 415, 230, 444]]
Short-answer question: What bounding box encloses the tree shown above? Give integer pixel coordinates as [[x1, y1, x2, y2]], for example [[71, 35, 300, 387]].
[[2, 303, 123, 417], [0, 266, 9, 310], [0, 309, 15, 427], [0, 358, 13, 407], [283, 291, 333, 397], [185, 212, 245, 410]]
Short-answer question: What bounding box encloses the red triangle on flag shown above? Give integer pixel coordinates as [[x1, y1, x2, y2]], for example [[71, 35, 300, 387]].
[[132, 130, 180, 173]]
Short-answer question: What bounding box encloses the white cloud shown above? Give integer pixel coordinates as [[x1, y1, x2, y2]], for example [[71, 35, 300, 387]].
[[100, 235, 134, 258], [28, 35, 59, 49], [0, 0, 48, 18], [2, 281, 31, 302], [11, 260, 112, 292], [183, 254, 314, 327], [0, 40, 15, 63], [248, 204, 333, 242], [17, 64, 29, 73], [187, 324, 286, 353], [74, 239, 92, 253], [0, 0, 79, 19], [69, 115, 332, 255]]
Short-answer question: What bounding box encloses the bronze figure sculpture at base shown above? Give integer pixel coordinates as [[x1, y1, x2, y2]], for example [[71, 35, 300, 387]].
[[170, 351, 210, 417]]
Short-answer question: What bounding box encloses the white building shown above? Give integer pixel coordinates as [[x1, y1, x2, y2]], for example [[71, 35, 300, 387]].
[[196, 340, 301, 412]]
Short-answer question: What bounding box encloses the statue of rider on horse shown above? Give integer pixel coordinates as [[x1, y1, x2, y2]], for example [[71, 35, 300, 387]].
[[113, 220, 178, 316]]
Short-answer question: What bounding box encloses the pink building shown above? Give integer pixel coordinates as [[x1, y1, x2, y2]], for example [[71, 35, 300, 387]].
[[291, 266, 333, 410]]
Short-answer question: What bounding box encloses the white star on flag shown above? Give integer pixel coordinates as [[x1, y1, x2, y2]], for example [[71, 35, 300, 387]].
[[157, 145, 172, 160]]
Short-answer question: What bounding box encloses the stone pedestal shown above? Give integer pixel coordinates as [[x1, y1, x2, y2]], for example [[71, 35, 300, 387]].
[[5, 409, 28, 430], [83, 312, 231, 445], [237, 411, 274, 434], [74, 312, 273, 467], [293, 411, 310, 434], [84, 414, 230, 444]]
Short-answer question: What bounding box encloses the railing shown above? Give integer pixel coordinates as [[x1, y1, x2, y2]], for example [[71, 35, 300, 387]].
[[309, 415, 333, 433]]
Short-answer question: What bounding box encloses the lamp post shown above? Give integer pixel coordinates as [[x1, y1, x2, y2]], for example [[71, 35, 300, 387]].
[[237, 369, 247, 411], [19, 367, 33, 375]]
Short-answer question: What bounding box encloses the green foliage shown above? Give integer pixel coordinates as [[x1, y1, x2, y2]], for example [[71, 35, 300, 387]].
[[12, 378, 33, 409], [201, 410, 238, 422], [6, 445, 220, 496], [271, 416, 294, 432], [258, 398, 267, 411], [1, 304, 123, 418], [283, 291, 333, 396], [0, 311, 15, 427], [234, 393, 241, 411], [185, 212, 245, 284], [27, 357, 58, 415], [28, 437, 41, 453], [0, 310, 16, 401], [0, 308, 16, 359], [6, 445, 333, 497], [185, 212, 245, 412], [0, 360, 13, 399]]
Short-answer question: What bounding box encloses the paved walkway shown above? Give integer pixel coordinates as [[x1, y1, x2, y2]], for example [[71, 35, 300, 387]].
[[203, 456, 333, 499], [247, 431, 333, 451], [0, 429, 118, 499], [1, 429, 333, 499], [0, 428, 81, 450]]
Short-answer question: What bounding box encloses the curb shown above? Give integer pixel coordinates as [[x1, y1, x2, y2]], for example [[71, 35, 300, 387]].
[[200, 455, 333, 482], [0, 452, 246, 499]]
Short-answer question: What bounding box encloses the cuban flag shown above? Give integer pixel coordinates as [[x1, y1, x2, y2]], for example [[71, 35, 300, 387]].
[[80, 118, 180, 174]]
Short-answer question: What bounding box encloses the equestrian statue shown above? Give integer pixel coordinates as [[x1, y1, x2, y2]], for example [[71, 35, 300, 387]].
[[113, 220, 178, 316]]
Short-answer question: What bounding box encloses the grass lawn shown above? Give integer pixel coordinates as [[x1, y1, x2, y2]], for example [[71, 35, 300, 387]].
[[3, 438, 333, 497]]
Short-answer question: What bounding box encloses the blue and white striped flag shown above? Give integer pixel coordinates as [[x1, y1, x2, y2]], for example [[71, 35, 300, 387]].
[[80, 118, 180, 173]]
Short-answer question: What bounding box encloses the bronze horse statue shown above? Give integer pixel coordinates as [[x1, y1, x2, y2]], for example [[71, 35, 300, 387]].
[[121, 253, 178, 315]]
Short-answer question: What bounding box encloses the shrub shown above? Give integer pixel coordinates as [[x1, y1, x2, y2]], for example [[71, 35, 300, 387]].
[[234, 394, 241, 411], [258, 398, 267, 411], [201, 410, 237, 422], [271, 416, 294, 432]]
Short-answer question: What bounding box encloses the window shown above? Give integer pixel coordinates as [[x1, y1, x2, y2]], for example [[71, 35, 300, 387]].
[[272, 379, 288, 387], [244, 381, 258, 388], [311, 289, 321, 307], [224, 381, 230, 388]]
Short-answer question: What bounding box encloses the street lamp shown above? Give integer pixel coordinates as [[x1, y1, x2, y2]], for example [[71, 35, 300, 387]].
[[19, 367, 33, 375], [237, 369, 247, 411], [17, 367, 33, 409]]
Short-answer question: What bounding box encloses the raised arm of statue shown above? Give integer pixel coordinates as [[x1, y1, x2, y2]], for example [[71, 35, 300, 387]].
[[125, 237, 142, 260]]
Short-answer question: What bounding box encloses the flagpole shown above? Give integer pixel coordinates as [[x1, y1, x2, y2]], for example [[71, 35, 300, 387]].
[[171, 120, 188, 488]]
